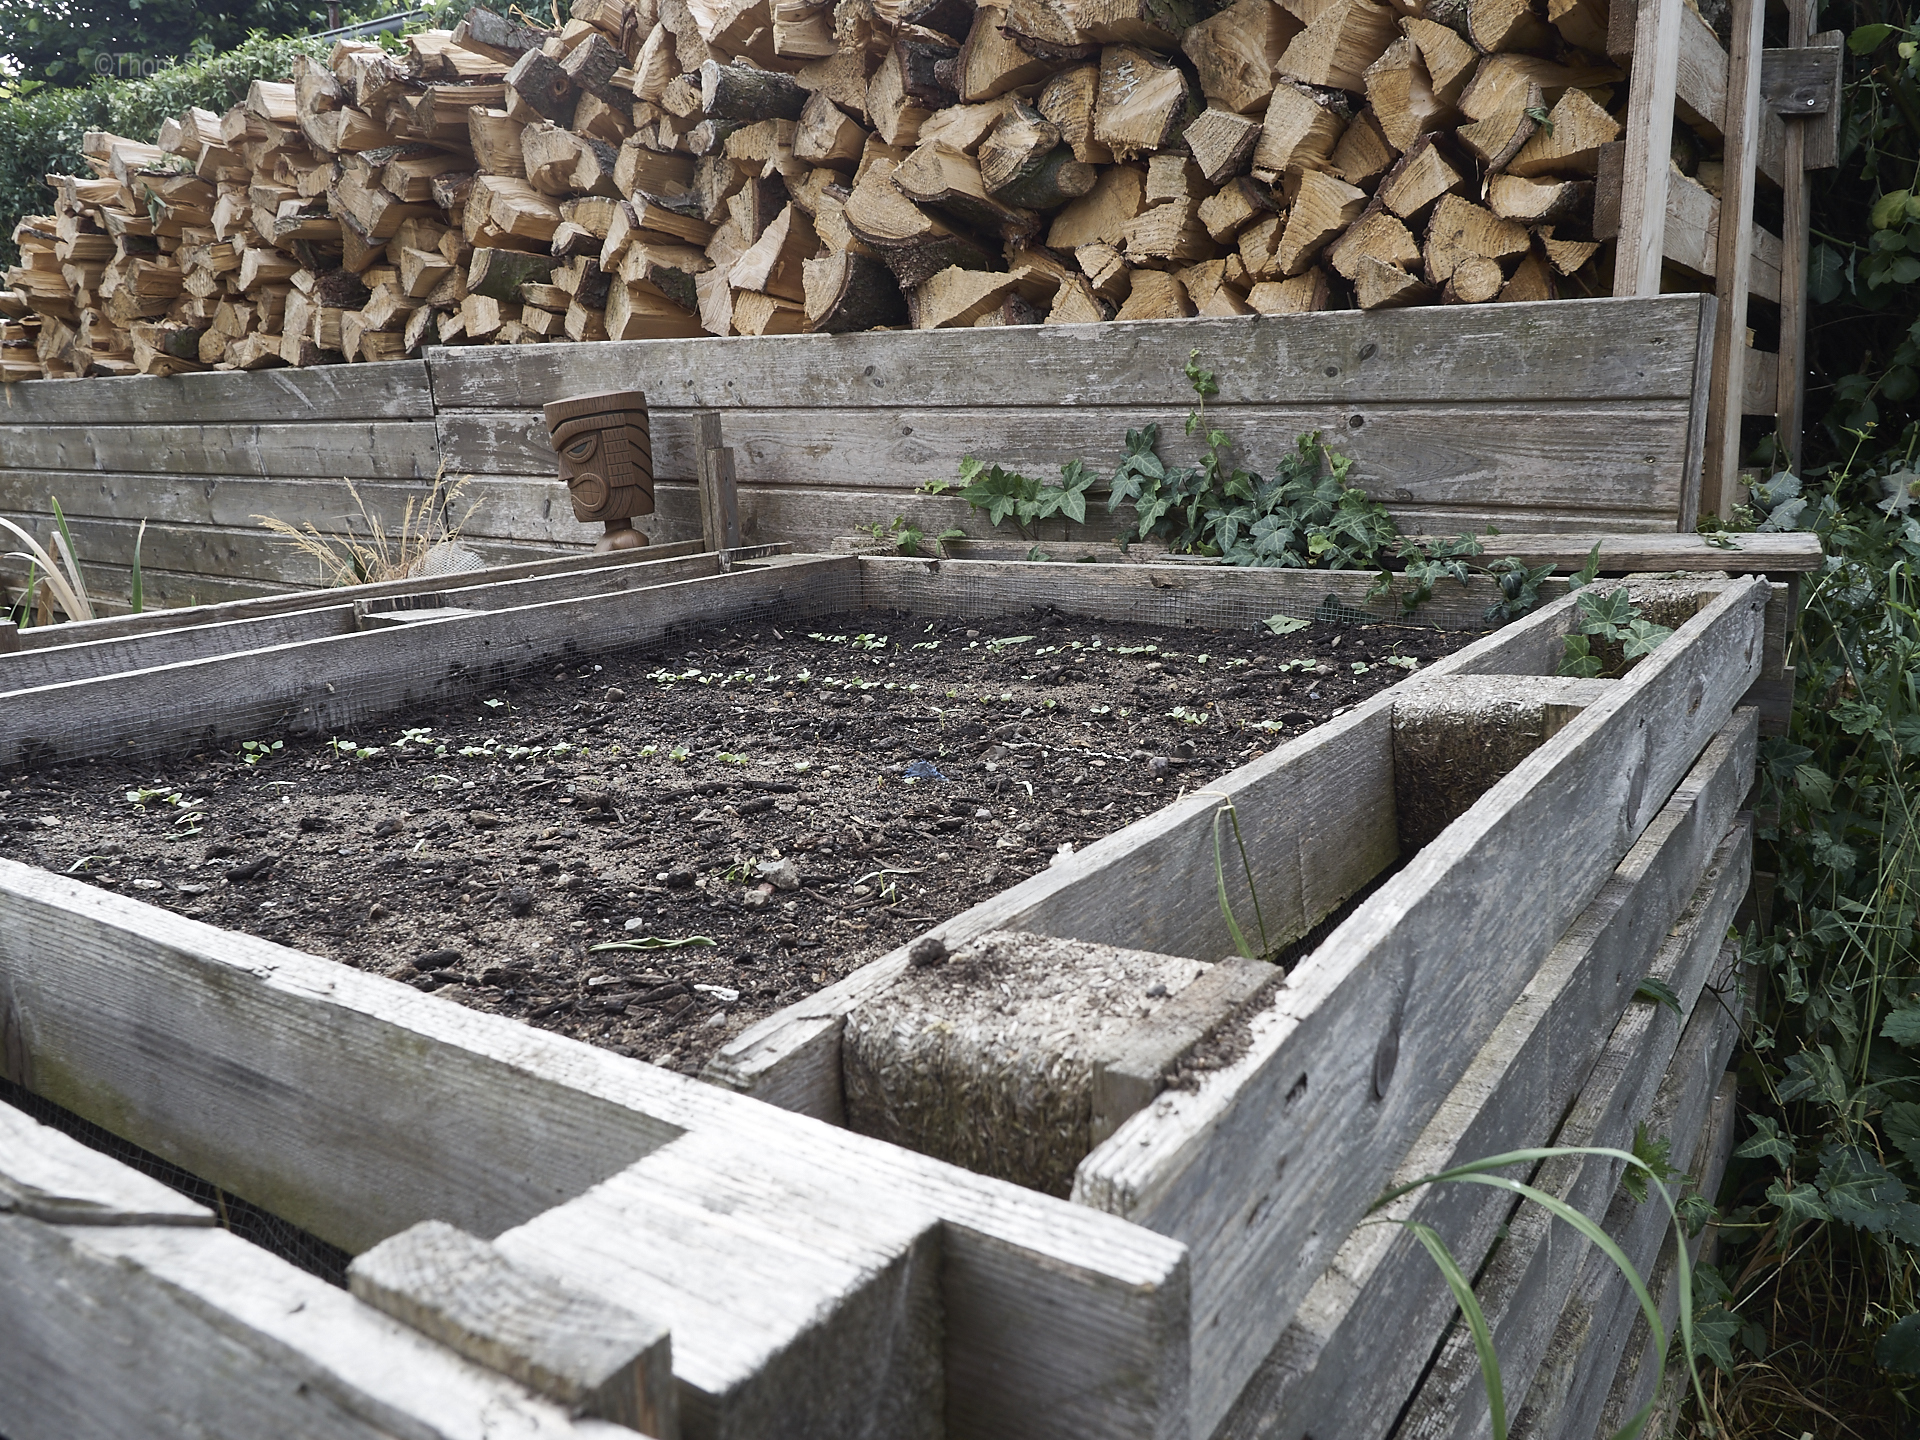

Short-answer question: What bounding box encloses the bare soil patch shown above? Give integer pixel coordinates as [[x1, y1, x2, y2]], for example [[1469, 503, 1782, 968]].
[[0, 606, 1486, 1075]]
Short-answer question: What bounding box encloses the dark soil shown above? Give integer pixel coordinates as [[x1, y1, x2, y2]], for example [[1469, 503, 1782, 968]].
[[0, 607, 1487, 1075]]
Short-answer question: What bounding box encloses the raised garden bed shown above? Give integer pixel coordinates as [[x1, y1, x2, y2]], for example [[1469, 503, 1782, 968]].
[[0, 605, 1484, 1075]]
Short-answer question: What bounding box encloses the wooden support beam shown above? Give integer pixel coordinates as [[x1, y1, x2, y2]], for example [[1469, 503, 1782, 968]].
[[1702, 0, 1765, 522], [1, 1100, 213, 1226], [1772, 5, 1821, 472], [1612, 0, 1683, 297], [695, 412, 742, 551], [1215, 713, 1754, 1440], [1394, 531, 1820, 572]]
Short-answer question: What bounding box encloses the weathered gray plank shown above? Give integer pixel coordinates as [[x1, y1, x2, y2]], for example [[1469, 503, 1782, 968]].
[[0, 860, 1191, 1440], [68, 561, 304, 612], [1399, 530, 1824, 573], [0, 358, 436, 425], [1074, 579, 1767, 1437], [0, 470, 607, 548], [349, 1220, 677, 1436], [424, 296, 1712, 410], [1510, 990, 1743, 1440], [1395, 834, 1749, 1440], [0, 556, 854, 766], [0, 419, 442, 479], [0, 551, 750, 691], [24, 540, 711, 646], [0, 1100, 213, 1226], [0, 1212, 628, 1440], [1215, 713, 1756, 1440], [435, 403, 1695, 528], [705, 586, 1594, 1120]]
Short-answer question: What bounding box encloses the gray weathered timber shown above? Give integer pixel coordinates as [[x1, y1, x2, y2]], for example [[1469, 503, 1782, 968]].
[[1508, 986, 1743, 1440], [1215, 713, 1756, 1440], [1395, 837, 1750, 1440], [434, 402, 1697, 527], [0, 556, 851, 766], [1398, 530, 1823, 573], [18, 540, 712, 648], [0, 420, 443, 479], [1583, 1077, 1740, 1440], [0, 1100, 213, 1226], [0, 1212, 629, 1440], [0, 860, 1191, 1440], [1074, 579, 1767, 1438], [0, 358, 436, 425], [705, 586, 1597, 1120], [350, 1220, 678, 1437], [424, 297, 1711, 410]]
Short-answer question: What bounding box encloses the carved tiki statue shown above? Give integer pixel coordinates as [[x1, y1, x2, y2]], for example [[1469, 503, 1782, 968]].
[[544, 389, 653, 551]]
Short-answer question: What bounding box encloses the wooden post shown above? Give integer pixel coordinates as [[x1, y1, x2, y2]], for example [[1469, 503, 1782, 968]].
[[1773, 0, 1816, 474], [695, 411, 742, 551], [1701, 0, 1765, 520], [1611, 0, 1684, 298], [0, 621, 17, 654]]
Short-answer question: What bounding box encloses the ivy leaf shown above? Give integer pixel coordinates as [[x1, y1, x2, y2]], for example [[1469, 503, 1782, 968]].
[[1765, 1175, 1833, 1227], [1877, 1315, 1920, 1374], [1793, 762, 1836, 811], [1816, 1144, 1914, 1234], [1734, 1116, 1796, 1166], [1635, 975, 1683, 1015], [1264, 614, 1310, 635], [1691, 1306, 1743, 1373]]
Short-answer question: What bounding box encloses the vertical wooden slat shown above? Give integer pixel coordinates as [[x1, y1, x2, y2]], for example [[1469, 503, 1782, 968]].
[[1701, 0, 1766, 520], [1613, 0, 1686, 297], [1774, 0, 1816, 472]]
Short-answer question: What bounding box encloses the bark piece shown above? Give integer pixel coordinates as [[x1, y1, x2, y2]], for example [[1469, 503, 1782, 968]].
[[701, 60, 810, 120], [1251, 80, 1346, 182], [1181, 0, 1303, 114], [561, 32, 627, 101], [1044, 162, 1145, 247], [1184, 107, 1264, 185], [1092, 46, 1194, 161], [1276, 0, 1400, 92], [802, 247, 908, 329], [1272, 167, 1364, 274], [469, 245, 558, 299]]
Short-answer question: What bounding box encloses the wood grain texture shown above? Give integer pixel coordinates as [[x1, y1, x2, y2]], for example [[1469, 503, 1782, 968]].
[[425, 297, 1712, 410], [0, 557, 853, 767], [1217, 713, 1756, 1440], [0, 419, 443, 480], [349, 1220, 677, 1436], [1395, 829, 1749, 1440], [1613, 0, 1683, 296], [1508, 978, 1743, 1440], [1074, 579, 1767, 1437], [1395, 530, 1822, 572], [0, 1099, 213, 1226], [1701, 0, 1765, 522], [0, 1212, 628, 1440], [0, 859, 1191, 1440], [0, 358, 437, 425], [18, 541, 712, 648]]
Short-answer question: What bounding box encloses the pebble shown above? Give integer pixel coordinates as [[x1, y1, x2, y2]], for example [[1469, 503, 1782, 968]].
[[372, 818, 402, 838], [369, 902, 390, 920], [756, 857, 801, 891], [469, 810, 503, 829], [1147, 756, 1170, 777], [507, 888, 534, 917], [908, 934, 948, 968], [606, 688, 627, 701], [130, 878, 163, 890], [1145, 982, 1169, 998], [661, 869, 696, 889], [743, 887, 771, 909], [418, 948, 463, 968], [297, 815, 330, 832], [224, 855, 275, 883]]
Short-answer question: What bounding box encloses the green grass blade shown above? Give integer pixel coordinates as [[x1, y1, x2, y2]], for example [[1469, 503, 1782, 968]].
[[1225, 802, 1269, 953], [129, 519, 146, 615], [47, 494, 92, 617], [1404, 1220, 1508, 1440], [17, 557, 34, 629], [1213, 806, 1254, 959]]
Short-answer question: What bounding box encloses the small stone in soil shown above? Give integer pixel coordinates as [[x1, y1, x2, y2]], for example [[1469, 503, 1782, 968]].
[[418, 948, 462, 967], [757, 857, 801, 891], [369, 902, 390, 920], [298, 816, 330, 832], [507, 888, 534, 917], [909, 935, 949, 968], [469, 810, 503, 829]]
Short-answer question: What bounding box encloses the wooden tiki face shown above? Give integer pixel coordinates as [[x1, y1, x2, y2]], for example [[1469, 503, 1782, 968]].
[[543, 389, 654, 525]]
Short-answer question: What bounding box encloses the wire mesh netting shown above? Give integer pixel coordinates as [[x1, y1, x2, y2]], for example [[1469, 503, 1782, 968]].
[[0, 1078, 351, 1287]]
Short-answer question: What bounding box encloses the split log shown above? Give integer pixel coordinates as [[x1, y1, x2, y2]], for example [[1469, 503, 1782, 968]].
[[1486, 173, 1589, 225], [1496, 246, 1555, 300], [1251, 80, 1347, 183], [1506, 87, 1620, 177], [1181, 0, 1302, 115], [1273, 168, 1365, 275], [795, 92, 869, 167], [1197, 176, 1277, 241], [1365, 36, 1454, 152], [845, 156, 993, 285], [1423, 192, 1530, 283], [1400, 17, 1477, 105], [1328, 107, 1396, 185], [1537, 228, 1600, 275], [1246, 266, 1328, 312], [1092, 47, 1194, 161], [1456, 79, 1542, 172], [1184, 107, 1263, 185], [1277, 0, 1400, 92], [504, 49, 579, 126], [702, 60, 810, 120], [1113, 267, 1191, 319], [1376, 131, 1463, 220], [803, 247, 909, 329], [980, 103, 1096, 206], [729, 202, 817, 299], [1441, 251, 1504, 301], [956, 5, 1055, 101], [1044, 163, 1144, 248], [892, 140, 1041, 237], [1353, 254, 1434, 307], [1326, 202, 1419, 279]]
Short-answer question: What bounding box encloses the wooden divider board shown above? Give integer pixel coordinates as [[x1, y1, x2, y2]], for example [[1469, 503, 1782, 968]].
[[1218, 711, 1755, 1440], [0, 860, 1189, 1440], [1073, 578, 1766, 1436]]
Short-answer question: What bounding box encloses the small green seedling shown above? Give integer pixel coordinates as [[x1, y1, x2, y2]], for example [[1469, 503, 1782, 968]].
[[239, 739, 284, 766]]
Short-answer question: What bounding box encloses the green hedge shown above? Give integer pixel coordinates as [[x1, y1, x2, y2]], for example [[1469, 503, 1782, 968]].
[[0, 33, 331, 268]]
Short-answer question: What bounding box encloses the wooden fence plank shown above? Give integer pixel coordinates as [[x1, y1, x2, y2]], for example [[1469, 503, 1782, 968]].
[[425, 298, 1711, 412], [0, 556, 855, 767], [1614, 0, 1685, 296], [1702, 0, 1767, 522], [1, 1099, 213, 1226], [0, 359, 437, 425], [0, 1212, 627, 1440], [434, 403, 1697, 529], [1389, 820, 1747, 1440], [1509, 986, 1743, 1440], [1217, 712, 1756, 1440], [0, 860, 1191, 1440], [1773, 0, 1819, 471], [1074, 579, 1767, 1437], [0, 420, 443, 480], [1743, 349, 1781, 416]]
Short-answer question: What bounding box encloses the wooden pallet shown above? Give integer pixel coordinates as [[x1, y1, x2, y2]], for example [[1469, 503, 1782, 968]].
[[0, 552, 1773, 1438]]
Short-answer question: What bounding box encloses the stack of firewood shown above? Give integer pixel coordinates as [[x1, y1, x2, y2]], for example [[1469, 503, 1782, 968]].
[[0, 0, 1646, 379]]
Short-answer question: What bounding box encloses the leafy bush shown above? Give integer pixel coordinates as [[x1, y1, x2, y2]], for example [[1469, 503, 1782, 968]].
[[0, 32, 337, 267]]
